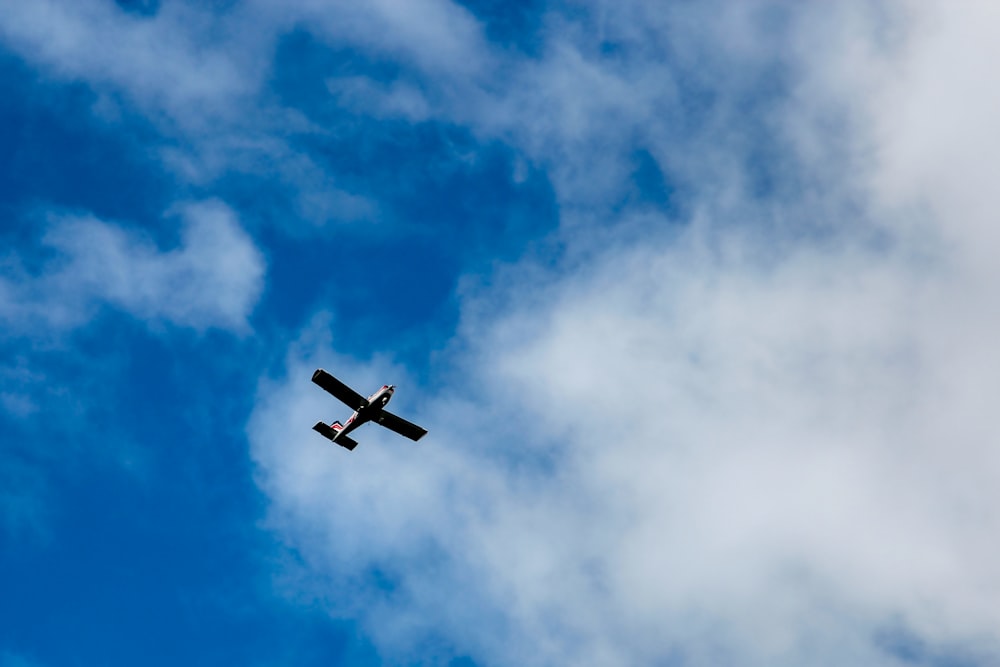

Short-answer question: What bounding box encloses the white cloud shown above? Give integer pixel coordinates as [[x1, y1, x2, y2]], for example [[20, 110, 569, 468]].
[[0, 0, 259, 130], [0, 0, 519, 233], [266, 0, 491, 79], [4, 0, 995, 661], [0, 1, 383, 228], [249, 0, 1000, 665], [0, 200, 264, 334]]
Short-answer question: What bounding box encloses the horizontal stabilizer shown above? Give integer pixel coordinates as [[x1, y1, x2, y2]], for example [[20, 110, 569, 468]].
[[312, 421, 359, 451]]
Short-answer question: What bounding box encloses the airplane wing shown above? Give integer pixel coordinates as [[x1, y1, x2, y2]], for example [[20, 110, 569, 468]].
[[376, 410, 428, 442], [312, 421, 359, 451], [312, 369, 367, 410]]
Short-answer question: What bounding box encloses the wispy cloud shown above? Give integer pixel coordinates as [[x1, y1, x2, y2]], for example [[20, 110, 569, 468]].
[[7, 0, 995, 664], [0, 200, 264, 335], [249, 1, 1000, 665], [0, 0, 259, 129], [0, 1, 380, 229]]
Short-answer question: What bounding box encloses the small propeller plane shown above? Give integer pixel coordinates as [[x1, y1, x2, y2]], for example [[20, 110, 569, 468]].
[[311, 368, 428, 451]]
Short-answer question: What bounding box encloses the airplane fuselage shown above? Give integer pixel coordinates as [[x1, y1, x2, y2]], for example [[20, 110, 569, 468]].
[[337, 384, 394, 438]]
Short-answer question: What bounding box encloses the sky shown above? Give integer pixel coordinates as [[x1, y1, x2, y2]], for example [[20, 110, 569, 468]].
[[1, 1, 1000, 665]]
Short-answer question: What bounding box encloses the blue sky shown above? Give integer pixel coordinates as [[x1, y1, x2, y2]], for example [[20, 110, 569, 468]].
[[3, 2, 1000, 666]]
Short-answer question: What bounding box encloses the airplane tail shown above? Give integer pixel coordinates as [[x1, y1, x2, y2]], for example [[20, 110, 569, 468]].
[[311, 421, 359, 451]]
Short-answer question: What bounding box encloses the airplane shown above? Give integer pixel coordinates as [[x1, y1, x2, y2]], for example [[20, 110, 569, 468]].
[[310, 368, 427, 451]]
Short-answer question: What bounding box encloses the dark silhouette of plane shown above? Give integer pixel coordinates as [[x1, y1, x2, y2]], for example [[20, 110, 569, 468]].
[[311, 368, 427, 451]]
